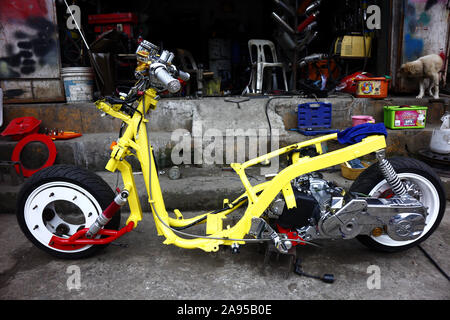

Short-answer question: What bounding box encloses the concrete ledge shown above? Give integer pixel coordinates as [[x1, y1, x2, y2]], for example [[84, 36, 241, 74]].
[[0, 99, 195, 134], [0, 166, 355, 214], [0, 126, 442, 173], [0, 166, 269, 213], [1, 96, 447, 169], [2, 95, 448, 134], [2, 164, 449, 214]]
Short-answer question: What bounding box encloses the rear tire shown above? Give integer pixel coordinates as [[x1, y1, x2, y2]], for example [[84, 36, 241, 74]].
[[350, 157, 446, 252], [17, 165, 121, 259]]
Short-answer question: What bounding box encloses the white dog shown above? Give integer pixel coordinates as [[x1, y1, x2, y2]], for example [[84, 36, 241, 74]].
[[398, 54, 444, 99]]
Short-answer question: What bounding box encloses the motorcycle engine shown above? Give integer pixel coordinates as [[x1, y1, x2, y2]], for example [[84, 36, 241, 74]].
[[270, 173, 345, 230]]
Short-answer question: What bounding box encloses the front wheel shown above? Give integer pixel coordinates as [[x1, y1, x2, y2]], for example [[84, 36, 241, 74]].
[[350, 157, 446, 252], [17, 165, 121, 259]]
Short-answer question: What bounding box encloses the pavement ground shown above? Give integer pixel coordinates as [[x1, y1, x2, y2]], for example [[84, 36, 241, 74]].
[[0, 202, 449, 301]]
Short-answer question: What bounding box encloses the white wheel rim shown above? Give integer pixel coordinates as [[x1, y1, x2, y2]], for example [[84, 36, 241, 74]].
[[23, 181, 102, 253], [369, 173, 440, 246]]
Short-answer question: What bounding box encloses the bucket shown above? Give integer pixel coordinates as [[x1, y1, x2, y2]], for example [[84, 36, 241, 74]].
[[430, 129, 450, 154], [430, 113, 450, 154], [61, 67, 94, 102], [340, 161, 370, 180], [352, 115, 375, 127]]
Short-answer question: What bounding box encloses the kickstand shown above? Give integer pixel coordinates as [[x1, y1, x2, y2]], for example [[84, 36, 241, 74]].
[[262, 242, 297, 279], [293, 257, 335, 283]]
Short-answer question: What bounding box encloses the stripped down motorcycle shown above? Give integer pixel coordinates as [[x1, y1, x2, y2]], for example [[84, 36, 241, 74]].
[[17, 40, 445, 262]]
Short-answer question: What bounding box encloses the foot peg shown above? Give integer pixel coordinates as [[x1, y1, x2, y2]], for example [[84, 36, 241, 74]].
[[250, 217, 291, 254]]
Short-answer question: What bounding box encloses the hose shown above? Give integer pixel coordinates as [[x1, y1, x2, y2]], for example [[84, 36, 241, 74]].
[[265, 96, 293, 138], [418, 245, 450, 282]]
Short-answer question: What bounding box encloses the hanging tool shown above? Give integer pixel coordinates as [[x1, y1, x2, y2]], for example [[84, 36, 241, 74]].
[[63, 0, 105, 89], [271, 12, 296, 35], [273, 0, 296, 17]]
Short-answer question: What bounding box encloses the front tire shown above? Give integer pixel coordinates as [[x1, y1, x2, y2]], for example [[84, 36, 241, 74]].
[[350, 157, 446, 252], [17, 165, 121, 259]]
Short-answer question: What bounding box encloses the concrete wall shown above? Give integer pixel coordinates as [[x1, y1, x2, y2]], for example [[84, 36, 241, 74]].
[[1, 96, 448, 172]]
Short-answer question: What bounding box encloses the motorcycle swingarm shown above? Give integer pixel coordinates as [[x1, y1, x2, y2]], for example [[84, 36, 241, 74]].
[[318, 197, 427, 240]]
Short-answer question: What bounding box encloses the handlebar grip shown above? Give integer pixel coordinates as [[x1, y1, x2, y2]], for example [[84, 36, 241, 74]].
[[154, 65, 181, 93], [177, 70, 191, 82]]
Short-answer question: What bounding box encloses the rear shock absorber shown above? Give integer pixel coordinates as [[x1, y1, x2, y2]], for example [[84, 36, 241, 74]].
[[375, 150, 407, 196], [86, 190, 129, 238]]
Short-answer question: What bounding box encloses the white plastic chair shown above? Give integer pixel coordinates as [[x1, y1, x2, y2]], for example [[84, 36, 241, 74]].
[[247, 39, 288, 94]]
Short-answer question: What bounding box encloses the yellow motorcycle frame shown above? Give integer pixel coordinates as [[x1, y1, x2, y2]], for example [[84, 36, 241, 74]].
[[93, 88, 387, 253]]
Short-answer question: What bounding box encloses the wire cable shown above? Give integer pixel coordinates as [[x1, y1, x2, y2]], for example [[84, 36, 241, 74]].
[[418, 245, 450, 282], [265, 95, 293, 138]]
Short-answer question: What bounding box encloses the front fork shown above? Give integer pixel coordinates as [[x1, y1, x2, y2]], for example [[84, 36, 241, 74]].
[[49, 153, 142, 249], [86, 190, 129, 238]]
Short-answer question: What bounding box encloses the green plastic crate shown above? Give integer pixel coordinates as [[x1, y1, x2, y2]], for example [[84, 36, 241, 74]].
[[383, 105, 427, 129]]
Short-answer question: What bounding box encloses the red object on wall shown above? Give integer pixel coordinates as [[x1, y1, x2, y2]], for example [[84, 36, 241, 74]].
[[0, 0, 48, 20], [338, 72, 373, 95], [88, 13, 138, 39], [1, 116, 41, 141]]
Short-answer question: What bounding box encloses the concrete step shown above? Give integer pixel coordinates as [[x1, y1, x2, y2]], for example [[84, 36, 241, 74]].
[[0, 124, 443, 174], [1, 95, 446, 166], [0, 166, 283, 214], [1, 96, 447, 172], [2, 96, 448, 135], [1, 164, 449, 215]]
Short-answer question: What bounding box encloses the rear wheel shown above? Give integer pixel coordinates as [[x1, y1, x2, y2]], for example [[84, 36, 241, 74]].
[[350, 157, 446, 252], [17, 165, 120, 259]]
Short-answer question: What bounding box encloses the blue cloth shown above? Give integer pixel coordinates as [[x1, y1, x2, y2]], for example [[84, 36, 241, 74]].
[[337, 123, 387, 144]]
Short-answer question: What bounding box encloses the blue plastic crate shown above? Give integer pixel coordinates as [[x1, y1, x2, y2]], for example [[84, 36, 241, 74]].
[[295, 102, 338, 136], [298, 102, 333, 128]]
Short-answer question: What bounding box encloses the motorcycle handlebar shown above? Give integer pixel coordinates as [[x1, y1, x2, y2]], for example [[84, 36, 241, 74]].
[[177, 70, 191, 82], [152, 63, 181, 93]]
